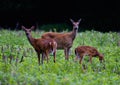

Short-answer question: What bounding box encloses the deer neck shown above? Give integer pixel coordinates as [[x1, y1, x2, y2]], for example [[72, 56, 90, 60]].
[[70, 29, 78, 40], [26, 33, 35, 46]]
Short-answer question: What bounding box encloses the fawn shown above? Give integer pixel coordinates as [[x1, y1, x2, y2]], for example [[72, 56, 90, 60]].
[[74, 46, 104, 64]]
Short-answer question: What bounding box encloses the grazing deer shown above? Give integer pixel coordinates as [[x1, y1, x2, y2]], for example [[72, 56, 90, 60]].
[[41, 18, 82, 60], [74, 46, 104, 64], [22, 26, 57, 65]]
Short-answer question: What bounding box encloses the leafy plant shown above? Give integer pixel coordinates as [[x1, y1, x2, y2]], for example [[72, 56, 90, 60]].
[[0, 29, 120, 85]]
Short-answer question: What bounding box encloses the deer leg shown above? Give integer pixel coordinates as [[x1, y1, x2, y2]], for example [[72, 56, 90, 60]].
[[41, 53, 44, 64], [37, 52, 40, 65], [66, 48, 70, 60], [53, 51, 56, 63], [74, 51, 79, 62], [43, 53, 46, 60], [79, 56, 83, 64], [89, 56, 92, 64], [74, 55, 80, 62], [45, 51, 49, 63], [64, 48, 67, 60], [74, 56, 78, 62]]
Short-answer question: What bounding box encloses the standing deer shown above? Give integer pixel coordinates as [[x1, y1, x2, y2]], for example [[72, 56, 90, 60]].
[[41, 18, 82, 60], [22, 26, 57, 65], [74, 46, 104, 64]]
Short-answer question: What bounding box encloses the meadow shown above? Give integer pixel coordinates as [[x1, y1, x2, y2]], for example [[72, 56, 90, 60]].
[[0, 26, 120, 85]]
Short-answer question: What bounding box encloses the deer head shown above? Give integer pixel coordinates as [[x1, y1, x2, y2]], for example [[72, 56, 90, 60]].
[[99, 53, 104, 63], [70, 18, 82, 30], [22, 26, 35, 35]]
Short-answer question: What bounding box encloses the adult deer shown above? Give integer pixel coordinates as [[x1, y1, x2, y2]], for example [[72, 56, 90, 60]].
[[41, 19, 82, 60], [22, 26, 57, 65]]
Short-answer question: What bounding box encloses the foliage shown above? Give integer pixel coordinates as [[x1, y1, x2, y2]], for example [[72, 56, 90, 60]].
[[0, 29, 120, 85], [40, 23, 71, 32]]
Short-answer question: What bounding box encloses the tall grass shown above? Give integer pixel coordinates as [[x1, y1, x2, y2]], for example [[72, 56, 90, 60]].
[[0, 28, 120, 85]]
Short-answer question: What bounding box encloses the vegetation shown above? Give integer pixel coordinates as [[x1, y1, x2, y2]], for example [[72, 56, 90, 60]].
[[0, 27, 120, 85]]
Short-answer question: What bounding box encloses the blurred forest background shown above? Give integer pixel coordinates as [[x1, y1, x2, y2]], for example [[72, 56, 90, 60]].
[[0, 0, 119, 32]]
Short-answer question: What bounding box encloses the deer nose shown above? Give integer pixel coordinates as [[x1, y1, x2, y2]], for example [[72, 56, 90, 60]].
[[74, 27, 78, 30], [26, 32, 29, 35]]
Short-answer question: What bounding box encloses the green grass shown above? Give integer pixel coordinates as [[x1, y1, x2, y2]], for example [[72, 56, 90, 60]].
[[0, 29, 120, 85]]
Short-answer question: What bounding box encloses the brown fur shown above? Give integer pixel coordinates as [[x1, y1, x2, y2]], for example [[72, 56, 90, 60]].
[[74, 46, 104, 64], [41, 19, 82, 60], [22, 26, 57, 65]]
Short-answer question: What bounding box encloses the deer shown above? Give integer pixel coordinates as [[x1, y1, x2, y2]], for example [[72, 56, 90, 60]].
[[74, 46, 104, 64], [22, 26, 57, 65], [41, 18, 82, 60]]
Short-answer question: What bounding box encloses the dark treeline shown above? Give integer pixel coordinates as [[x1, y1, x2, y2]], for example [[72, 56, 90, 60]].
[[0, 0, 119, 32]]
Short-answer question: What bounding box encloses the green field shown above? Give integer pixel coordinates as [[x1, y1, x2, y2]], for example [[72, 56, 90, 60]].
[[0, 28, 120, 85]]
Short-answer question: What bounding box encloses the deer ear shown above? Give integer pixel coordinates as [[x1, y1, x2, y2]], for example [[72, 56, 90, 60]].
[[70, 18, 74, 23], [78, 18, 82, 23], [21, 26, 26, 30], [31, 26, 35, 30]]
